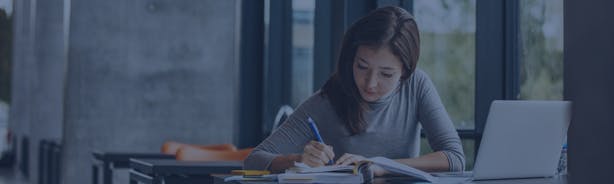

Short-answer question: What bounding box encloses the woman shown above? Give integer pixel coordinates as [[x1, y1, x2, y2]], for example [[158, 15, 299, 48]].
[[244, 6, 465, 176]]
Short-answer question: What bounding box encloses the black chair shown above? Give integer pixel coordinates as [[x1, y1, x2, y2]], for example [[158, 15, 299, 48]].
[[38, 139, 48, 184], [49, 142, 62, 184], [38, 139, 62, 184], [20, 136, 29, 178]]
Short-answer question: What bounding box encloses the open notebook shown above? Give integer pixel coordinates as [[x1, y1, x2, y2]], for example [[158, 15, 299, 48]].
[[283, 156, 437, 183], [278, 172, 364, 184]]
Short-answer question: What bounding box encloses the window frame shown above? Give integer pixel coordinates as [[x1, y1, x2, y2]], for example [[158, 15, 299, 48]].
[[475, 0, 520, 152], [237, 0, 266, 148]]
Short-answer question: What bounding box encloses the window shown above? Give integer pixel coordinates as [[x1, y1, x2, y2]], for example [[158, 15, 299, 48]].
[[519, 0, 563, 100], [290, 0, 315, 107], [414, 0, 476, 130], [413, 0, 476, 170]]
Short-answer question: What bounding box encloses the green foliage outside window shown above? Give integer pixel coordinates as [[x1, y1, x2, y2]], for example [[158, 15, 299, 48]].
[[519, 0, 564, 100]]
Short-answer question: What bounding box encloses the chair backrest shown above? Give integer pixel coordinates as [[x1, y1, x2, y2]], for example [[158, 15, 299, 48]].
[[175, 146, 254, 161], [161, 141, 237, 155], [271, 105, 294, 133]]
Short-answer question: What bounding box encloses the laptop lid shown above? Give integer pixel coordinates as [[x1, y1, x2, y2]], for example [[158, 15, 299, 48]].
[[472, 100, 571, 180]]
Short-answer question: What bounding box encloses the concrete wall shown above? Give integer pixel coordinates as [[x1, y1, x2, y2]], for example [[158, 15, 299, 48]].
[[61, 0, 239, 183], [564, 0, 614, 183], [9, 0, 240, 183]]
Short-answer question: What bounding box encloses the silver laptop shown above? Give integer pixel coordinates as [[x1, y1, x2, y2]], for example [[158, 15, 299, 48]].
[[470, 100, 571, 180]]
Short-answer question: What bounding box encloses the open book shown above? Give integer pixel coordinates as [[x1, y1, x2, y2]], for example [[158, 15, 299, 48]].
[[280, 161, 367, 183], [284, 156, 437, 183]]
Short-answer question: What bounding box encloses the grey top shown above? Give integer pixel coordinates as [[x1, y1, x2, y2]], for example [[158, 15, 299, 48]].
[[244, 69, 465, 172]]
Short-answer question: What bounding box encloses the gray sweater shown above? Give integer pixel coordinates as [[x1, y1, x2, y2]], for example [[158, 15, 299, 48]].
[[244, 69, 465, 172]]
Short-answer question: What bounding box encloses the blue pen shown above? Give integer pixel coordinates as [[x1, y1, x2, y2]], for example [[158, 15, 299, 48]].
[[307, 117, 333, 165]]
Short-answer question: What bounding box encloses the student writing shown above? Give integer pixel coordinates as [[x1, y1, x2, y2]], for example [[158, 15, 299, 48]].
[[244, 6, 465, 176]]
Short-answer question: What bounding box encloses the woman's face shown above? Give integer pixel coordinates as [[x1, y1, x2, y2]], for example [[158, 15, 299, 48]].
[[353, 45, 404, 102]]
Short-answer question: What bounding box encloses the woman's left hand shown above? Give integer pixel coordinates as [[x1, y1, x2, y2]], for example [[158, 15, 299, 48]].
[[335, 153, 387, 176], [335, 153, 367, 165]]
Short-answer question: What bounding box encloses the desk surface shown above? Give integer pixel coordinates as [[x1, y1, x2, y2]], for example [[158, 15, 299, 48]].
[[212, 174, 568, 184], [92, 151, 175, 162], [130, 158, 243, 175]]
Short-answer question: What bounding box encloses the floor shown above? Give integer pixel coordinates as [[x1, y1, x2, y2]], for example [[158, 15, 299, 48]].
[[0, 166, 27, 184]]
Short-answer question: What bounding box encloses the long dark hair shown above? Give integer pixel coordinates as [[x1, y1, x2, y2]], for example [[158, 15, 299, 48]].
[[321, 6, 420, 135]]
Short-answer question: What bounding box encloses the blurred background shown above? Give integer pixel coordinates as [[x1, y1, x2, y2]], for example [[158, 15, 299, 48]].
[[0, 0, 612, 184]]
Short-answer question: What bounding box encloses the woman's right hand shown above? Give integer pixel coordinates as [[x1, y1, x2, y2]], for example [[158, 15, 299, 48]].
[[301, 140, 335, 167]]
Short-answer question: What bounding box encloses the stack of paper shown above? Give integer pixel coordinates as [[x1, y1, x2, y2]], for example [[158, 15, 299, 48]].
[[278, 162, 364, 183], [278, 172, 363, 184]]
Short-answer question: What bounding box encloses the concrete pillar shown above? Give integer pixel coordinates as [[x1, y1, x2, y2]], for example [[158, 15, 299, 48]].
[[28, 0, 66, 183], [10, 0, 66, 182], [61, 0, 239, 183], [9, 0, 36, 178]]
